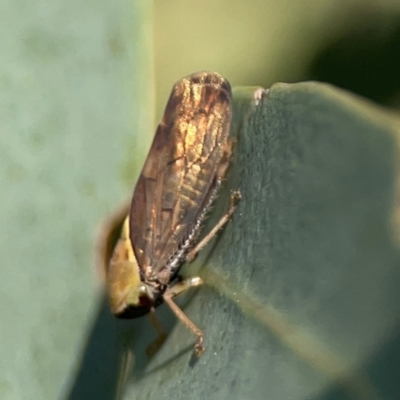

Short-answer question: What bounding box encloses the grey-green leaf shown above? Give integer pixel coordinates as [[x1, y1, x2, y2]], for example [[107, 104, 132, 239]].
[[118, 82, 400, 400]]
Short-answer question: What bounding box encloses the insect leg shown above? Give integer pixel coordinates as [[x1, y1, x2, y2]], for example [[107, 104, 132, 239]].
[[186, 190, 241, 263], [145, 310, 168, 357], [163, 277, 205, 357], [167, 276, 204, 296]]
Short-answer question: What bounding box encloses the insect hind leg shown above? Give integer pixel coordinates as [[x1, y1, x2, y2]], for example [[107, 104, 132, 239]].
[[145, 310, 168, 357], [163, 277, 205, 357]]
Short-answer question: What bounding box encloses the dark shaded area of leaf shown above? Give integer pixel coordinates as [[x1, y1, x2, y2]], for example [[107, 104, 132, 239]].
[[315, 330, 400, 400], [364, 329, 400, 400], [67, 298, 122, 400], [308, 17, 400, 106]]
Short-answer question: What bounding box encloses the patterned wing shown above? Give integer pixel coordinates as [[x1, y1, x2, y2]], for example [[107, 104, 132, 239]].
[[129, 72, 232, 276]]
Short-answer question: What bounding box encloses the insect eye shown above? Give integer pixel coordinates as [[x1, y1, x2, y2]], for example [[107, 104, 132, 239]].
[[127, 284, 153, 306], [139, 285, 147, 295], [136, 286, 154, 308]]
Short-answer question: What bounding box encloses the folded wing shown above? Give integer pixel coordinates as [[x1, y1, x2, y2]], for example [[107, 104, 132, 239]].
[[129, 72, 232, 276]]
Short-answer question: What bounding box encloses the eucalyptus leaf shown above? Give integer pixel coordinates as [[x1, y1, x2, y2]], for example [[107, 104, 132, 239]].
[[117, 82, 400, 400]]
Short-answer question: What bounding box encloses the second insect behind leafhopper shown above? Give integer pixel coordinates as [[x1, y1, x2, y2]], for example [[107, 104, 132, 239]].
[[107, 71, 240, 357]]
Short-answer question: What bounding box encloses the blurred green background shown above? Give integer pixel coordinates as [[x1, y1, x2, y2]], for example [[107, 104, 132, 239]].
[[153, 0, 400, 116], [1, 1, 400, 400]]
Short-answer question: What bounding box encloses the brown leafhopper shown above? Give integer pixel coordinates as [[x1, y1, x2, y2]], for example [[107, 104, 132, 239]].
[[107, 72, 240, 356]]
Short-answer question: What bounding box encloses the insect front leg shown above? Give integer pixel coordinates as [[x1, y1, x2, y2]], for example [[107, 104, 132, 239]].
[[163, 277, 205, 357], [186, 190, 241, 263]]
